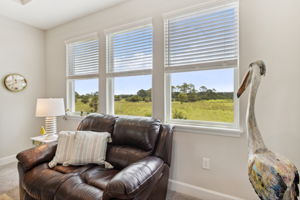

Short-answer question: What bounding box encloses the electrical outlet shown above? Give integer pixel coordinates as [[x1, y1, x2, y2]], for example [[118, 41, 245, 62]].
[[202, 157, 210, 170]]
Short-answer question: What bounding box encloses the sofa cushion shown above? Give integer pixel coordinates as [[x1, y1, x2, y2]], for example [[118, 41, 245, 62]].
[[56, 176, 103, 200], [82, 166, 119, 190], [106, 145, 151, 169], [53, 164, 97, 174], [77, 113, 117, 133], [112, 117, 161, 151], [23, 163, 97, 200], [23, 163, 74, 200]]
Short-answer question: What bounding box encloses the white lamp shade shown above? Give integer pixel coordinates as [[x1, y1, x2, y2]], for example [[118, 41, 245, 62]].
[[36, 98, 65, 117]]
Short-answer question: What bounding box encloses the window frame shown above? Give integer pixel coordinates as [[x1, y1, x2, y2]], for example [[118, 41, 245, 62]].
[[104, 19, 154, 116], [65, 33, 100, 115], [163, 0, 239, 129]]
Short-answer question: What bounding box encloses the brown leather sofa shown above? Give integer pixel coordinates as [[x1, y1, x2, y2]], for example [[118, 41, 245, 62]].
[[16, 114, 174, 200]]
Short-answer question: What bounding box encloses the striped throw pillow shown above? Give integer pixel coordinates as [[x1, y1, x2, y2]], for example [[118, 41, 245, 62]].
[[48, 131, 75, 168], [64, 131, 113, 168]]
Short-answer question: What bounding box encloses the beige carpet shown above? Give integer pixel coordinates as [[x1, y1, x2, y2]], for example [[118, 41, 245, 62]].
[[0, 162, 200, 200], [0, 188, 18, 200], [0, 194, 13, 200]]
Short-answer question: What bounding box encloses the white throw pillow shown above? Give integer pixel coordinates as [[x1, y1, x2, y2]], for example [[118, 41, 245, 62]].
[[48, 131, 76, 168], [64, 131, 113, 168]]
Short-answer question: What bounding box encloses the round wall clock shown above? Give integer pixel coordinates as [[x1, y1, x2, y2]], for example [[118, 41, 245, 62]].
[[4, 73, 27, 92]]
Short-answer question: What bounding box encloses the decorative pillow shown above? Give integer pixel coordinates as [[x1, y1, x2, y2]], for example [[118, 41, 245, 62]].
[[48, 131, 75, 168], [64, 131, 113, 168]]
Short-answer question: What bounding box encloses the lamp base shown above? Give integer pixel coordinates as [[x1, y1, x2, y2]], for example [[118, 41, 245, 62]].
[[45, 116, 57, 136]]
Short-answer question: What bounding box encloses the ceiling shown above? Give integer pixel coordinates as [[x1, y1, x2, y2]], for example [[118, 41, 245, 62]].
[[0, 0, 127, 30]]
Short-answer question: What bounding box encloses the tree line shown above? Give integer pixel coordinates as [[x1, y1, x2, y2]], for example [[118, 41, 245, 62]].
[[171, 83, 232, 103], [75, 82, 233, 109]]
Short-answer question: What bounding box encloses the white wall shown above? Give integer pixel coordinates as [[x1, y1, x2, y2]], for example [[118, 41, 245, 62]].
[[0, 16, 45, 158], [45, 0, 300, 199]]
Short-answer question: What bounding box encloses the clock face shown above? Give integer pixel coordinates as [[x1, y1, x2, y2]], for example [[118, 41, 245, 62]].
[[4, 74, 27, 92]]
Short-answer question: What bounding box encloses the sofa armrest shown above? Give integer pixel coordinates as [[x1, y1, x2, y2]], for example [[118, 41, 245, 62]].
[[16, 142, 57, 172], [104, 156, 164, 200]]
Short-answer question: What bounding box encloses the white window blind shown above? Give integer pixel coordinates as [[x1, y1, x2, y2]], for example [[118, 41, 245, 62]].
[[108, 25, 153, 73], [165, 3, 238, 67], [67, 38, 99, 76]]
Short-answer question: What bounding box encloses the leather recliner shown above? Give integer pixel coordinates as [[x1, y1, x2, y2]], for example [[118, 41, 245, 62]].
[[16, 114, 174, 200]]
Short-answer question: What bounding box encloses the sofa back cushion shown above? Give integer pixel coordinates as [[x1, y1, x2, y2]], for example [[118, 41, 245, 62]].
[[106, 116, 161, 169], [112, 117, 161, 151], [77, 114, 117, 133], [106, 146, 151, 169]]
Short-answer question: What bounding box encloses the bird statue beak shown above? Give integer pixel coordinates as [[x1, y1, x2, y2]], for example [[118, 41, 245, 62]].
[[237, 70, 251, 98]]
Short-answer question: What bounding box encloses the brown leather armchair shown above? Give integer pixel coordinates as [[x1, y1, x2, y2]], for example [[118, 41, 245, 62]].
[[17, 114, 174, 200]]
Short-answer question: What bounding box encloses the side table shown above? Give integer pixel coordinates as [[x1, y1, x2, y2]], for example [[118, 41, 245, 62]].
[[31, 135, 58, 146]]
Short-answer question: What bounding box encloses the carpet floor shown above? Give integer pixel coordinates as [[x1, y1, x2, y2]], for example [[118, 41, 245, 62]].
[[0, 162, 201, 200]]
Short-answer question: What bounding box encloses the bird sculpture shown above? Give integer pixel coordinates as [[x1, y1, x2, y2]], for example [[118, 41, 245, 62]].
[[237, 60, 299, 200]]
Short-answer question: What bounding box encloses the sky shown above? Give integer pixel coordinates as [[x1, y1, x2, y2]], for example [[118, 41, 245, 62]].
[[74, 68, 233, 95]]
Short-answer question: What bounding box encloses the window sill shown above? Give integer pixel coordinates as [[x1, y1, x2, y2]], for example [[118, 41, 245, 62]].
[[63, 114, 85, 120], [172, 123, 243, 137]]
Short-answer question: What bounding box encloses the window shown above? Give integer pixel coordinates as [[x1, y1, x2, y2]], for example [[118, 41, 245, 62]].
[[106, 20, 153, 117], [165, 1, 238, 128], [66, 33, 99, 115], [65, 3, 240, 133]]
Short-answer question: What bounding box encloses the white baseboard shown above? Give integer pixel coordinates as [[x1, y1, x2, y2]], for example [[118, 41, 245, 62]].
[[0, 154, 16, 166], [169, 179, 245, 200]]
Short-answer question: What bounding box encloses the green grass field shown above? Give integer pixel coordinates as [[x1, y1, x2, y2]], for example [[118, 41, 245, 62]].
[[75, 99, 233, 123]]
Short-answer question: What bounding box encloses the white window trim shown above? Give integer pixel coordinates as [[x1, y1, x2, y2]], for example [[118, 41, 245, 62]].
[[64, 32, 98, 45], [105, 19, 154, 116], [162, 0, 238, 20], [163, 0, 240, 130], [104, 18, 153, 35], [65, 32, 100, 115]]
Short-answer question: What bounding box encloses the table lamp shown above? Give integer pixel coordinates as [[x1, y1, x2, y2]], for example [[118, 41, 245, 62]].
[[36, 98, 65, 139]]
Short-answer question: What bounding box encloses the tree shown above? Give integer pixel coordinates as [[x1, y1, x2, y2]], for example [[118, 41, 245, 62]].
[[144, 97, 151, 102], [115, 95, 121, 101], [178, 93, 188, 103], [81, 95, 89, 104], [188, 92, 198, 102], [75, 92, 80, 99], [145, 89, 152, 100], [204, 89, 218, 100], [187, 84, 195, 93], [180, 83, 190, 93], [89, 95, 98, 112], [199, 86, 208, 92], [137, 89, 147, 98], [171, 86, 176, 93], [127, 95, 143, 102]]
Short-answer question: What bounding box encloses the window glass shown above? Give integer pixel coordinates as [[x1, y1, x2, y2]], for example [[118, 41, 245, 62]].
[[74, 79, 99, 114], [171, 68, 234, 123], [114, 75, 152, 117]]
